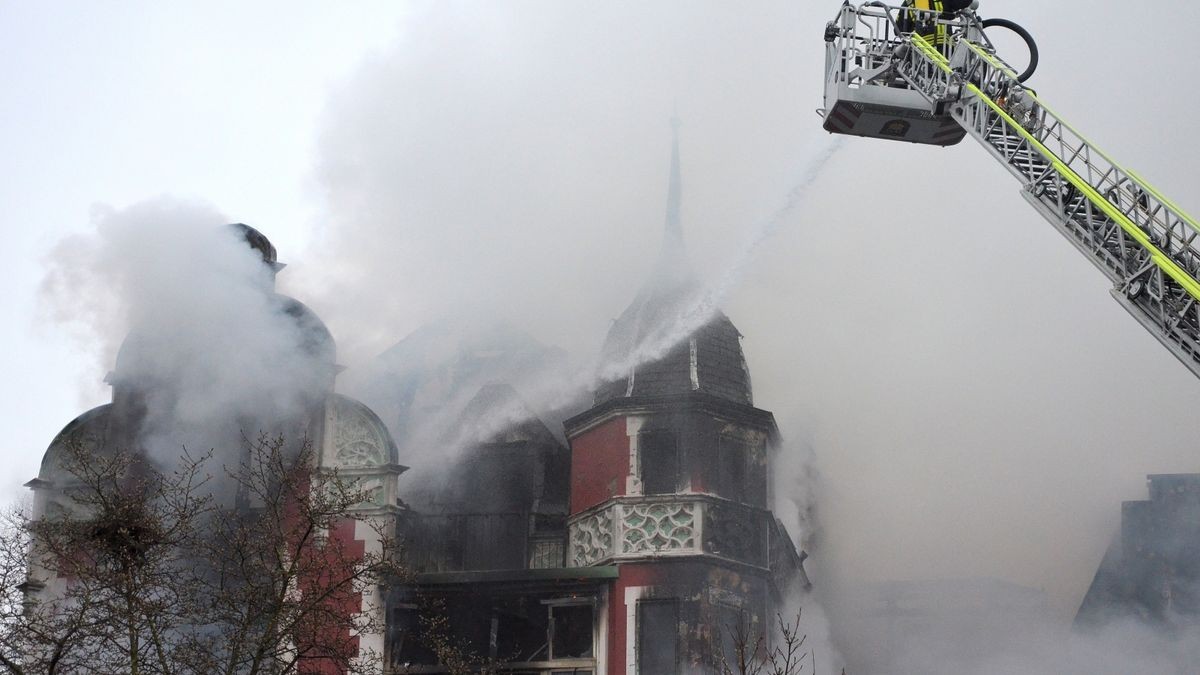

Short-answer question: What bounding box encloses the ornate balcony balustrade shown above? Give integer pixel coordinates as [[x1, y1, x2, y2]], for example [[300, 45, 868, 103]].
[[568, 495, 771, 569]]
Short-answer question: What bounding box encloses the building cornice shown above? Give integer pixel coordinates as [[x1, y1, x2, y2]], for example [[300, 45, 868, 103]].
[[564, 392, 778, 440]]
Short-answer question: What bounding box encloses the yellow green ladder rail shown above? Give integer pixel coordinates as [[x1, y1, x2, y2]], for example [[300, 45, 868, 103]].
[[894, 31, 1200, 378]]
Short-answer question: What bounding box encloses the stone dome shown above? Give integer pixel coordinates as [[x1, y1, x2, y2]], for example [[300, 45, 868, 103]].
[[228, 222, 283, 271], [110, 293, 336, 391], [37, 404, 112, 482], [277, 295, 336, 367], [329, 394, 400, 468]]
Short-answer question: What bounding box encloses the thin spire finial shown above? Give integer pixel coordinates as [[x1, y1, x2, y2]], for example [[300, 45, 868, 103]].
[[649, 112, 692, 290], [665, 114, 682, 241]]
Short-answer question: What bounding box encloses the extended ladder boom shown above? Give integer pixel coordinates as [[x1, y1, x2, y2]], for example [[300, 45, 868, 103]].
[[823, 3, 1200, 378]]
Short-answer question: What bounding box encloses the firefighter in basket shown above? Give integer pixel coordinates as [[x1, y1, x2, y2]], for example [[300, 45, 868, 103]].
[[898, 0, 977, 52]]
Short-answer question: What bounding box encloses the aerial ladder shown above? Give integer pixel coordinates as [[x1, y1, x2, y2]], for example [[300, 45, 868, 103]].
[[819, 2, 1200, 380]]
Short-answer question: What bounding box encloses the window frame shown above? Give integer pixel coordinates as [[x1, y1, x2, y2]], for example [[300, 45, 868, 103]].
[[636, 597, 680, 675], [544, 598, 595, 660], [717, 433, 749, 503], [639, 430, 680, 496]]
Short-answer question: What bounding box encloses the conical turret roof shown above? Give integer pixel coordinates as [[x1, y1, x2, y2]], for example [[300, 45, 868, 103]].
[[594, 122, 752, 406]]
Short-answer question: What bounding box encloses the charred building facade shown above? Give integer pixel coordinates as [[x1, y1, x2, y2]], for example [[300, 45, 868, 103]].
[[1077, 474, 1200, 629], [26, 224, 405, 666], [25, 131, 808, 674], [387, 129, 809, 675]]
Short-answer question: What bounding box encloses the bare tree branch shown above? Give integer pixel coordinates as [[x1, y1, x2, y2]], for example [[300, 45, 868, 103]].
[[5, 433, 400, 675]]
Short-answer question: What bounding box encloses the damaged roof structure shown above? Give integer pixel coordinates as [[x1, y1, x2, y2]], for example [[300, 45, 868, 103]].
[[25, 128, 809, 675], [381, 125, 809, 675], [26, 223, 406, 670]]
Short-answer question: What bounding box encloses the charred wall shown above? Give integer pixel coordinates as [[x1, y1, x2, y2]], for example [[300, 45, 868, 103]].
[[1077, 473, 1200, 628]]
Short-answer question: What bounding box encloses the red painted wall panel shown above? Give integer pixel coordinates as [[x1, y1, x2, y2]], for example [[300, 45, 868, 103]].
[[609, 564, 668, 675], [570, 416, 630, 515], [298, 513, 366, 675]]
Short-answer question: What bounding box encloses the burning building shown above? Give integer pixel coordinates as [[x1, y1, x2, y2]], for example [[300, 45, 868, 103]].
[[24, 223, 405, 667], [23, 129, 809, 674], [384, 129, 809, 674]]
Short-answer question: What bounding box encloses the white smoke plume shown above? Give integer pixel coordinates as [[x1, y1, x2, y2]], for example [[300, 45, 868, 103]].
[[298, 0, 1200, 668], [596, 136, 844, 383], [827, 580, 1200, 674], [27, 1, 1200, 672], [346, 133, 843, 478], [41, 199, 331, 464]]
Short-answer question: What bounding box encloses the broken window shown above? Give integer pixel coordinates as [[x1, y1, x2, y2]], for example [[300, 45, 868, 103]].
[[449, 601, 493, 659], [637, 599, 679, 675], [714, 604, 749, 670], [495, 599, 551, 662], [717, 435, 747, 503], [550, 603, 594, 658], [395, 593, 597, 669], [640, 431, 679, 495], [391, 606, 438, 666]]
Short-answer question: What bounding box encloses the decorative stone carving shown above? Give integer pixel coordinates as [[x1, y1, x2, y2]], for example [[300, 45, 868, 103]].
[[569, 496, 769, 567], [333, 398, 387, 468], [355, 477, 386, 507], [621, 502, 697, 555], [569, 508, 614, 566]]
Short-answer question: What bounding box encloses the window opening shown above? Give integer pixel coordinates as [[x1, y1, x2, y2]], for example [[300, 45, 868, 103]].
[[718, 435, 747, 503], [495, 600, 550, 663], [637, 598, 680, 675], [550, 603, 594, 658], [641, 431, 679, 495]]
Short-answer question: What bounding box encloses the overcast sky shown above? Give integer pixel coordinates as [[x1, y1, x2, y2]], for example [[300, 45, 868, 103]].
[[2, 0, 406, 489], [5, 0, 1200, 638]]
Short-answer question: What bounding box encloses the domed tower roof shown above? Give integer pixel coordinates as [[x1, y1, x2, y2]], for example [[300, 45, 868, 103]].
[[328, 394, 401, 467], [110, 294, 336, 389], [228, 222, 286, 273], [594, 122, 753, 406], [277, 296, 337, 367], [36, 404, 113, 484], [109, 224, 336, 396]]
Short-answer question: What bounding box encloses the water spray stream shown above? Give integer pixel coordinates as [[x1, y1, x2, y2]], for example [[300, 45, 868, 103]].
[[416, 137, 847, 458], [599, 135, 845, 382]]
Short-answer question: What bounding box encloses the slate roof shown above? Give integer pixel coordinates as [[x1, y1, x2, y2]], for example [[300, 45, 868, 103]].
[[593, 123, 752, 406]]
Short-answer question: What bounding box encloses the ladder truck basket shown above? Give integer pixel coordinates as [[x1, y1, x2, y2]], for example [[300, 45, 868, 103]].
[[821, 2, 1200, 379], [822, 2, 980, 146]]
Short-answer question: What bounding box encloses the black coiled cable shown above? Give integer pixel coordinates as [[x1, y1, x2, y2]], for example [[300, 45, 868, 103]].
[[981, 17, 1039, 82]]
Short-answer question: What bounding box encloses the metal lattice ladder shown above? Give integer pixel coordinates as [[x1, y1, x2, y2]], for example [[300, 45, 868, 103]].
[[893, 32, 1200, 377]]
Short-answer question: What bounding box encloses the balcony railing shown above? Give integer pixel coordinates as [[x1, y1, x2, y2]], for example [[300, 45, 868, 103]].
[[567, 494, 771, 569]]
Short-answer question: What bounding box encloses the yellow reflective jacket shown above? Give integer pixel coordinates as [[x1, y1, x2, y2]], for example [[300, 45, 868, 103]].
[[904, 0, 948, 46]]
